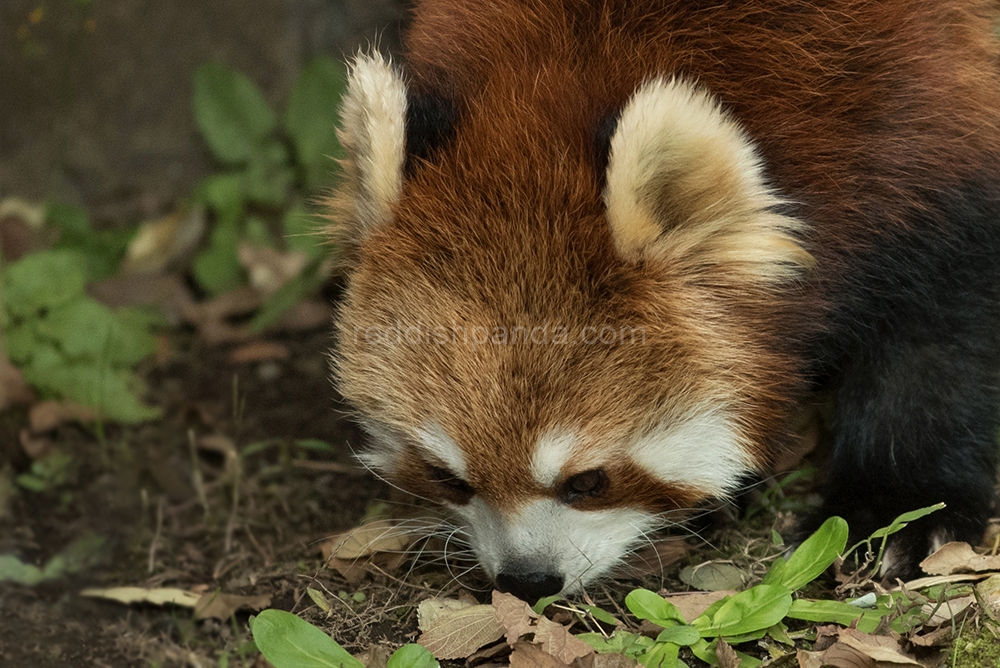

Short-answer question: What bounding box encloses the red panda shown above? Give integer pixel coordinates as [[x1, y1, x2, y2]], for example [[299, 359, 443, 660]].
[[329, 0, 1000, 601]]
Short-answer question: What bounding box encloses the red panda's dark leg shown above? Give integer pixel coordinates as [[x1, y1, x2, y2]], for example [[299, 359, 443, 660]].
[[808, 185, 1000, 579]]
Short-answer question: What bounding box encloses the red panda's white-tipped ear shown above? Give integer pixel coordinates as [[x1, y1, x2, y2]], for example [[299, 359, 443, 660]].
[[603, 78, 813, 284], [335, 52, 407, 244]]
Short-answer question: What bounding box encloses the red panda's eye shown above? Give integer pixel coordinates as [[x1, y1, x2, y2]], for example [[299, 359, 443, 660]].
[[427, 465, 475, 501], [560, 469, 608, 504]]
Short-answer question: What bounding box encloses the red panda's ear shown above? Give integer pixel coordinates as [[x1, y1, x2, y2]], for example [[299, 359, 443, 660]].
[[332, 53, 407, 247], [603, 78, 814, 284]]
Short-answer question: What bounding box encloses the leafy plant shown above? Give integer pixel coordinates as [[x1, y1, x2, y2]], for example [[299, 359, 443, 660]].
[[190, 58, 343, 309], [1, 206, 161, 423], [250, 609, 438, 668]]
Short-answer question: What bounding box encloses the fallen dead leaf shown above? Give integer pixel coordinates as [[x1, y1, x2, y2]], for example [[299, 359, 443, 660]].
[[492, 592, 592, 664], [976, 573, 1000, 622], [238, 243, 309, 296], [510, 642, 570, 668], [919, 541, 1000, 575], [716, 639, 740, 668], [183, 286, 264, 345], [271, 299, 331, 333], [193, 591, 272, 620], [357, 645, 390, 668], [122, 206, 205, 274], [417, 604, 506, 660], [679, 561, 746, 592], [89, 271, 193, 326], [0, 337, 33, 410], [921, 595, 974, 626], [325, 557, 368, 585], [467, 641, 513, 666], [229, 341, 291, 364], [661, 591, 734, 623], [891, 573, 991, 591], [418, 597, 477, 630], [80, 586, 202, 608], [908, 626, 955, 648], [321, 519, 412, 560], [799, 627, 924, 668], [19, 428, 53, 460], [29, 400, 98, 433], [592, 654, 636, 668]]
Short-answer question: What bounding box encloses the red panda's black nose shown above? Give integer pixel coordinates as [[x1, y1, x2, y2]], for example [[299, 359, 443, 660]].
[[495, 568, 564, 602]]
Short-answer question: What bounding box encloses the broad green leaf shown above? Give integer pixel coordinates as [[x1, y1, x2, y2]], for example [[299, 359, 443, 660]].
[[693, 585, 792, 638], [869, 503, 945, 540], [193, 62, 276, 165], [243, 143, 293, 207], [2, 249, 87, 317], [690, 639, 761, 668], [193, 217, 245, 295], [387, 644, 438, 668], [579, 603, 621, 626], [251, 609, 364, 668], [576, 631, 652, 658], [5, 321, 39, 363], [34, 298, 155, 366], [785, 599, 890, 633], [47, 202, 90, 237], [0, 555, 44, 585], [195, 173, 245, 221], [626, 589, 687, 626], [655, 625, 700, 646], [48, 203, 132, 281], [638, 641, 679, 668], [285, 57, 346, 188], [531, 594, 561, 615], [762, 516, 847, 592], [24, 360, 161, 423]]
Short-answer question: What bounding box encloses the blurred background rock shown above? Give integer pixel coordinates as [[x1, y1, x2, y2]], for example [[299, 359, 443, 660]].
[[0, 0, 405, 222]]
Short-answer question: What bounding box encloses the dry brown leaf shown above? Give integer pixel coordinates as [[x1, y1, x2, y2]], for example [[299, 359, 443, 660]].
[[89, 271, 193, 327], [533, 616, 594, 664], [0, 341, 32, 410], [894, 573, 991, 591], [183, 286, 263, 345], [230, 341, 291, 363], [836, 629, 921, 666], [238, 243, 308, 297], [976, 573, 1000, 622], [357, 645, 390, 668], [467, 641, 513, 666], [122, 207, 205, 274], [661, 591, 734, 622], [919, 541, 1000, 576], [795, 648, 827, 668], [494, 591, 539, 644], [908, 626, 954, 648], [417, 597, 476, 631], [80, 586, 202, 608], [19, 428, 53, 460], [322, 520, 412, 560], [272, 300, 331, 332], [716, 639, 740, 668], [920, 595, 974, 626], [509, 642, 570, 668], [325, 557, 368, 585], [417, 604, 506, 660], [592, 654, 636, 668], [29, 400, 97, 433], [193, 591, 272, 620]]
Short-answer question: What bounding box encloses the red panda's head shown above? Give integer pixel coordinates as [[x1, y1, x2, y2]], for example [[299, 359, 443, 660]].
[[329, 53, 813, 599]]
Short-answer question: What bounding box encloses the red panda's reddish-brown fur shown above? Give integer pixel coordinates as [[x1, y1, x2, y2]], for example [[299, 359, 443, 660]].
[[330, 0, 1000, 597]]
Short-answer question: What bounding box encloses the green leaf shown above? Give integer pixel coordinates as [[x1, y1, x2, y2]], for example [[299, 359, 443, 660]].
[[193, 62, 276, 165], [387, 644, 439, 668], [251, 609, 365, 668], [5, 321, 39, 363], [655, 625, 700, 646], [785, 599, 890, 633], [626, 589, 687, 626], [762, 516, 847, 592], [195, 173, 245, 221], [869, 503, 945, 540], [48, 203, 132, 281], [34, 298, 156, 366], [0, 555, 44, 585], [242, 142, 293, 207], [47, 202, 91, 237], [23, 359, 161, 423], [638, 641, 679, 668], [693, 585, 792, 638], [285, 57, 346, 188], [193, 217, 245, 295], [579, 603, 621, 627], [576, 631, 652, 658], [679, 562, 746, 592], [2, 249, 87, 317]]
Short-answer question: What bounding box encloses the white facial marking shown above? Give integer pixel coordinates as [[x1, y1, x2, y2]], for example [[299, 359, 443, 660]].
[[455, 497, 657, 592], [530, 430, 578, 487], [629, 406, 753, 498], [356, 421, 404, 473], [414, 423, 468, 478]]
